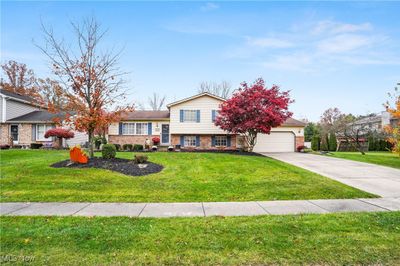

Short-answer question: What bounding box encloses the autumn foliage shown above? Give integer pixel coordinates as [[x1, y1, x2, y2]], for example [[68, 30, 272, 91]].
[[215, 78, 293, 152], [45, 128, 74, 149], [384, 84, 400, 156]]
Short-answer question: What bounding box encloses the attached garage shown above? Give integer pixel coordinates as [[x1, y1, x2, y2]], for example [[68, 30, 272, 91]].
[[253, 132, 295, 153]]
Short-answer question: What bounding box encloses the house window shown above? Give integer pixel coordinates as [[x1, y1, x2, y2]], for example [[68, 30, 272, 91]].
[[36, 124, 53, 141], [215, 135, 227, 146], [182, 110, 198, 122], [122, 123, 148, 135], [122, 123, 135, 135], [212, 110, 219, 122], [135, 123, 148, 135], [184, 136, 196, 147]]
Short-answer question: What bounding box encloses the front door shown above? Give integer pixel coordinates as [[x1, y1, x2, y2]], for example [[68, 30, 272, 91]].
[[161, 124, 170, 145], [10, 125, 19, 144]]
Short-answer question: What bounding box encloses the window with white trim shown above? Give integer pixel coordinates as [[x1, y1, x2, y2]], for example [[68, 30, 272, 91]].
[[183, 110, 197, 122], [122, 123, 148, 135], [215, 135, 227, 146], [135, 123, 148, 135], [184, 136, 196, 147], [36, 124, 53, 141], [122, 123, 135, 135]]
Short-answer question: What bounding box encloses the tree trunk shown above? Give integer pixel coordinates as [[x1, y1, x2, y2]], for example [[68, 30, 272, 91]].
[[88, 129, 94, 158], [245, 131, 257, 152]]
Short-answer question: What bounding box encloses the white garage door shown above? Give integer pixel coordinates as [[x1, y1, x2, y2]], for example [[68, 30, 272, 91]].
[[253, 132, 295, 153]]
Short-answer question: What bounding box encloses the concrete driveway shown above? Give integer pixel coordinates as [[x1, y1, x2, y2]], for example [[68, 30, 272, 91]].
[[262, 152, 400, 198]]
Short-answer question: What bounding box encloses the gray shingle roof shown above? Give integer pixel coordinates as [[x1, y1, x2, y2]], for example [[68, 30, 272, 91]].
[[282, 117, 306, 127], [7, 110, 66, 123], [0, 89, 35, 103], [121, 110, 170, 120]]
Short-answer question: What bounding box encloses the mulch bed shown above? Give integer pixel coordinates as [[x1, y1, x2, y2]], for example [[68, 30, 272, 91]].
[[51, 157, 163, 176]]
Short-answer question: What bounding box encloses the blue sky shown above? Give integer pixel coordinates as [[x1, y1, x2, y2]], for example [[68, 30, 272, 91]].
[[1, 1, 399, 121]]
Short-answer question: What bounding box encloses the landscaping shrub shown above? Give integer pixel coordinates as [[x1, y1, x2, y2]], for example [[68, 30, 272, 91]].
[[134, 154, 148, 164], [133, 144, 144, 151], [123, 144, 133, 151], [94, 136, 106, 150], [12, 145, 22, 149], [102, 144, 116, 159], [368, 135, 375, 151], [113, 144, 121, 151], [152, 137, 160, 145], [311, 135, 320, 151], [328, 133, 337, 151], [296, 145, 307, 152], [30, 143, 43, 149], [0, 144, 10, 150]]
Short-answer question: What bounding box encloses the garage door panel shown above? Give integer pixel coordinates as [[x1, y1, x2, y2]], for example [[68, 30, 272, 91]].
[[253, 132, 295, 153]]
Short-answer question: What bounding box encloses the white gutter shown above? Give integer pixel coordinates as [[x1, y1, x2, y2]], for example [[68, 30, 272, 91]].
[[1, 95, 6, 123]]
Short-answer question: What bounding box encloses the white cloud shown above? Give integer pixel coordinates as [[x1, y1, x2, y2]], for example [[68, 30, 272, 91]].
[[262, 53, 315, 72], [246, 37, 294, 48], [200, 3, 219, 12], [312, 20, 372, 35], [317, 34, 373, 53]]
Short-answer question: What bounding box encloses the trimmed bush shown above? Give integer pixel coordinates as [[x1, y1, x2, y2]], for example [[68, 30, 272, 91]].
[[102, 144, 116, 159], [123, 144, 133, 151], [30, 143, 43, 149], [133, 144, 144, 151], [328, 133, 337, 151], [0, 144, 10, 150], [311, 135, 320, 151], [296, 145, 307, 152], [134, 154, 148, 164], [114, 144, 121, 151]]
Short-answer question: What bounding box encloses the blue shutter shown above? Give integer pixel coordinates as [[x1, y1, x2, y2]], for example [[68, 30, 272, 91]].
[[148, 123, 152, 135], [212, 110, 216, 122], [180, 135, 184, 146], [196, 135, 200, 147], [180, 110, 184, 122], [211, 136, 215, 147], [31, 124, 36, 141], [227, 135, 231, 147], [119, 123, 123, 135], [196, 110, 200, 123]]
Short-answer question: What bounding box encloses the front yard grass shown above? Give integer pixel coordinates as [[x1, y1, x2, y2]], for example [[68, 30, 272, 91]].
[[0, 150, 375, 202], [1, 212, 399, 265], [327, 151, 400, 169]]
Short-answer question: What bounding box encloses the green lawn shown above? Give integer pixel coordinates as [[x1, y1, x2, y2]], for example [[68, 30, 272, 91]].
[[1, 212, 399, 265], [327, 151, 400, 169], [0, 150, 375, 202]]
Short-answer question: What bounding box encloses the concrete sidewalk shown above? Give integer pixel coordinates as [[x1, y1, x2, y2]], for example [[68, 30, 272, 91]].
[[1, 198, 399, 218], [263, 153, 400, 198]]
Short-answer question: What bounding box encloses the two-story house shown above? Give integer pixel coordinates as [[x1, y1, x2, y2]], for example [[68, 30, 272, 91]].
[[108, 92, 305, 152], [0, 89, 87, 147]]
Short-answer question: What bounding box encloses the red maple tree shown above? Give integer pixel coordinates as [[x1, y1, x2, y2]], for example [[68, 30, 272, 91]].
[[45, 128, 75, 149], [215, 78, 293, 152]]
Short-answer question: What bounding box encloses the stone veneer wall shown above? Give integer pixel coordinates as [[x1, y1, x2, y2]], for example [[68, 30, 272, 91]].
[[108, 135, 160, 146]]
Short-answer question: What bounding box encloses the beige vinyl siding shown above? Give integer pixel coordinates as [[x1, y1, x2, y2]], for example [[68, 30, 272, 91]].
[[6, 99, 38, 120], [169, 95, 226, 134]]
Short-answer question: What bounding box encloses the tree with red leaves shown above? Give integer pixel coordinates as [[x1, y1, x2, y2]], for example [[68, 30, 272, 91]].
[[37, 17, 133, 157], [215, 78, 293, 152], [45, 128, 75, 149]]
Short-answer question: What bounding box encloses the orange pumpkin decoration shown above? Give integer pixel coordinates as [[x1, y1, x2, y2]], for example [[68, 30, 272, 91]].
[[70, 146, 88, 164]]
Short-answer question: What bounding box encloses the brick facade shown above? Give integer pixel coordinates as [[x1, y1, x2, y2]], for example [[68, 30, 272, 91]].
[[0, 124, 32, 145], [296, 136, 305, 148], [171, 134, 237, 149], [108, 135, 160, 146]]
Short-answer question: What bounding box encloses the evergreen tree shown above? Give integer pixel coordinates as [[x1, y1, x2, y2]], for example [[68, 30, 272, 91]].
[[311, 135, 320, 151], [328, 133, 337, 151], [320, 134, 329, 151], [368, 135, 375, 151]]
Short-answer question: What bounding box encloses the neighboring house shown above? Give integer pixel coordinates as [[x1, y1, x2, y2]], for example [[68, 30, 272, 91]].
[[108, 92, 305, 152], [349, 111, 398, 134], [0, 89, 87, 147]]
